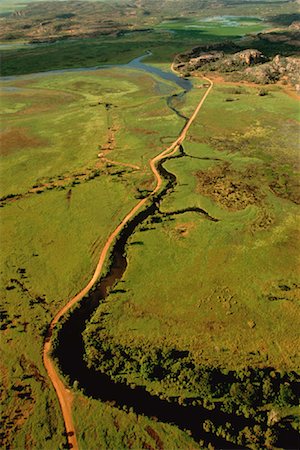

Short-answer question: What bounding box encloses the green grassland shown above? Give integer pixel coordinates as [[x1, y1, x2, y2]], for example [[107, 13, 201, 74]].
[[0, 66, 200, 448], [1, 1, 300, 446], [73, 393, 201, 450], [85, 83, 300, 369], [155, 15, 267, 36], [83, 82, 300, 446], [1, 67, 188, 195]]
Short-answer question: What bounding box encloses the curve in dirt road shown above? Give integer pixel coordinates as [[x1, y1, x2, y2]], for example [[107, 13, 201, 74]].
[[43, 76, 213, 450]]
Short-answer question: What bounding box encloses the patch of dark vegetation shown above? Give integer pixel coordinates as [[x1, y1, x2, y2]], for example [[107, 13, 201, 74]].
[[195, 163, 263, 211], [263, 281, 300, 303], [0, 306, 12, 331], [160, 206, 219, 222], [269, 171, 300, 204], [0, 350, 64, 449], [202, 133, 299, 206], [19, 354, 48, 389], [55, 13, 76, 20], [0, 164, 121, 207], [135, 188, 153, 200], [83, 329, 299, 449], [268, 13, 300, 27], [66, 188, 72, 206], [9, 278, 48, 312], [0, 377, 35, 448]]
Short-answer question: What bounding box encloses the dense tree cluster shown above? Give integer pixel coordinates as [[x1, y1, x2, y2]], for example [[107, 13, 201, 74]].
[[87, 334, 297, 394], [82, 333, 299, 447]]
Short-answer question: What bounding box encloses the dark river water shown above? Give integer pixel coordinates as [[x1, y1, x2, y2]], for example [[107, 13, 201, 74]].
[[54, 158, 245, 449], [54, 147, 299, 447]]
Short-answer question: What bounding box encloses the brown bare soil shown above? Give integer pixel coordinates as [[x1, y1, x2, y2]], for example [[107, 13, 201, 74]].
[[0, 128, 47, 156], [174, 222, 196, 238], [99, 125, 118, 152], [145, 426, 164, 450], [281, 85, 300, 100], [131, 127, 158, 136]]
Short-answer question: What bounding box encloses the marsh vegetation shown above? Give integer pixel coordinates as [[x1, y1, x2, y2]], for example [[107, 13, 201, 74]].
[[1, 0, 299, 448]]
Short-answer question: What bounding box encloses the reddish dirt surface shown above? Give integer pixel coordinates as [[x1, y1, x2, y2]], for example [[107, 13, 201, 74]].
[[43, 76, 213, 450], [0, 127, 47, 156], [281, 85, 300, 100]]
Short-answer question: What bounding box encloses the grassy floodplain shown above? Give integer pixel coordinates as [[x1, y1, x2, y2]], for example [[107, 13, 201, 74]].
[[0, 64, 202, 448], [72, 394, 202, 450], [1, 0, 300, 448], [85, 83, 300, 368], [83, 82, 300, 447], [155, 15, 267, 36], [0, 16, 268, 76], [2, 10, 300, 78]]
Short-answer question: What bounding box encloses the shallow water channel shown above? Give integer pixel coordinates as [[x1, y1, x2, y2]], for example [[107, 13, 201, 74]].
[[0, 52, 192, 92]]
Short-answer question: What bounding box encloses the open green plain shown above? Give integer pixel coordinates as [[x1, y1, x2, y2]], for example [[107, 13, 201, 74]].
[[0, 66, 202, 448], [87, 85, 300, 370], [83, 82, 300, 447], [72, 394, 202, 450], [1, 0, 300, 448]]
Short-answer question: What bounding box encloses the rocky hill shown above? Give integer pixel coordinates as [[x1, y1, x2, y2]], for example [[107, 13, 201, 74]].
[[174, 48, 267, 73], [244, 54, 300, 89], [174, 42, 300, 90]]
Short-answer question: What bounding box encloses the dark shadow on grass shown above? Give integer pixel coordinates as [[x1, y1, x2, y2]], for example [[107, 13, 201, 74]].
[[161, 206, 219, 222]]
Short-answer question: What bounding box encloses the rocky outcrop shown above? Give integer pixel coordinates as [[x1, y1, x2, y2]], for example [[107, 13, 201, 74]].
[[173, 43, 299, 90], [245, 55, 300, 90], [187, 51, 224, 70], [231, 49, 266, 65], [289, 21, 300, 30], [174, 47, 267, 74]]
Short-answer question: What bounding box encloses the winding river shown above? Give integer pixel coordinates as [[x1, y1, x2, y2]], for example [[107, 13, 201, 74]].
[[45, 58, 237, 447], [40, 58, 298, 450], [1, 52, 192, 91], [54, 158, 245, 450]]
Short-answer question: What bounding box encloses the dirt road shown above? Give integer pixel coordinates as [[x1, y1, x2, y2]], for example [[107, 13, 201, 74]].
[[43, 76, 213, 450]]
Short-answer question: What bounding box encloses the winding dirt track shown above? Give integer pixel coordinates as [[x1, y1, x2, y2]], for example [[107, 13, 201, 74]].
[[43, 75, 213, 450]]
